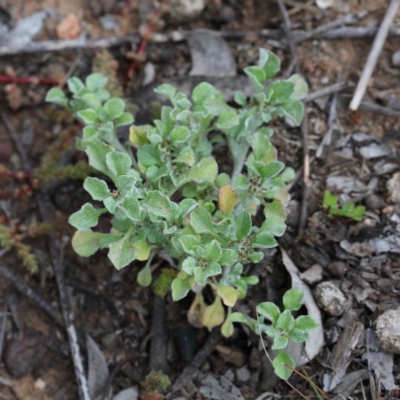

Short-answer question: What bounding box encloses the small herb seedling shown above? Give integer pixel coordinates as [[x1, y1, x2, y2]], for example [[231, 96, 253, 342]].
[[323, 190, 365, 221], [229, 288, 318, 379], [46, 49, 318, 379]]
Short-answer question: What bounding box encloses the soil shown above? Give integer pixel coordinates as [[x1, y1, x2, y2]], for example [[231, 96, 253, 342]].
[[0, 0, 400, 399]]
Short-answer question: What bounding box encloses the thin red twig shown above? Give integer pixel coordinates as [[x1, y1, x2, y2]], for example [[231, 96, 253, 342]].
[[127, 1, 164, 78], [0, 75, 60, 85]]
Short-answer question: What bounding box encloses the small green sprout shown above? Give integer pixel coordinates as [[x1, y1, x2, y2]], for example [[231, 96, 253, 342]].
[[323, 190, 365, 221]]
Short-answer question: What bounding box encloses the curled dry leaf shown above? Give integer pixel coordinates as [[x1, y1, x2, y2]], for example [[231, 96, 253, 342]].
[[280, 248, 324, 366]]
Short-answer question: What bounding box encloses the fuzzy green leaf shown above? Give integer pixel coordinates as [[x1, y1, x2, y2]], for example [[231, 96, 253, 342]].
[[194, 262, 221, 286], [154, 84, 176, 101], [86, 73, 108, 92], [244, 66, 266, 91], [115, 112, 134, 127], [276, 310, 295, 332], [192, 82, 216, 105], [106, 152, 132, 178], [272, 335, 289, 350], [187, 157, 218, 183], [261, 216, 286, 237], [71, 229, 102, 257], [259, 48, 280, 79], [235, 210, 252, 240], [273, 351, 295, 380], [190, 207, 216, 235], [261, 161, 285, 179], [137, 144, 161, 167], [178, 235, 200, 254], [137, 263, 152, 287], [257, 302, 281, 323], [288, 74, 308, 100], [83, 177, 109, 200], [46, 88, 68, 107], [281, 100, 304, 126], [69, 203, 106, 231], [283, 288, 304, 311], [170, 126, 190, 144], [142, 191, 172, 219], [264, 200, 286, 220], [77, 109, 97, 125], [67, 77, 85, 93], [295, 315, 319, 331], [266, 81, 294, 104], [216, 109, 239, 130], [86, 140, 113, 178], [203, 240, 222, 262], [104, 98, 125, 119], [108, 233, 137, 270], [122, 197, 140, 221], [252, 232, 278, 248], [219, 249, 238, 266], [171, 277, 192, 301], [252, 131, 272, 161]]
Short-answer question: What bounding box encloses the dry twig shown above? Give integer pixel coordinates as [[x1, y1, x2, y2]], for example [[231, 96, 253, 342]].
[[276, 0, 310, 231], [2, 27, 400, 56], [350, 0, 400, 110], [167, 329, 221, 397]]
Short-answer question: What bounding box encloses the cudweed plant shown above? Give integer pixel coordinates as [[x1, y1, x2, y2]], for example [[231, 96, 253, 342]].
[[46, 49, 318, 379]]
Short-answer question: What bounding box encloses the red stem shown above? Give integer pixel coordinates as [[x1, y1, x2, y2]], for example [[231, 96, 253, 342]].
[[0, 75, 59, 85], [0, 171, 32, 180], [128, 2, 163, 77]]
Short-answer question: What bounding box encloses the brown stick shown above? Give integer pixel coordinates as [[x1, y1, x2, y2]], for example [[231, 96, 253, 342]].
[[350, 0, 400, 110], [1, 27, 400, 57], [167, 329, 221, 397], [276, 0, 310, 231]]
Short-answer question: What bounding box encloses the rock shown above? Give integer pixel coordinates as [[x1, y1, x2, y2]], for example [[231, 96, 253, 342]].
[[313, 282, 347, 316], [299, 264, 323, 285], [386, 172, 400, 204], [365, 194, 386, 210], [236, 365, 251, 382], [375, 309, 400, 354], [4, 329, 47, 378], [329, 261, 347, 279], [392, 49, 400, 68], [170, 0, 206, 21]]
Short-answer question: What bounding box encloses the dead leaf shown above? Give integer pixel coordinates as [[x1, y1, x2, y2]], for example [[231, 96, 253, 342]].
[[87, 335, 112, 400], [199, 374, 245, 400], [113, 388, 139, 400], [0, 11, 46, 47], [202, 296, 224, 328], [362, 351, 396, 390], [187, 292, 206, 328], [219, 185, 237, 214], [56, 14, 81, 40]]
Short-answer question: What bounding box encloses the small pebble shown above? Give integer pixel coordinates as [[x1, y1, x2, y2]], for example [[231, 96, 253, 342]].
[[329, 261, 347, 279], [365, 194, 386, 210], [313, 281, 347, 316], [169, 0, 205, 21], [386, 172, 400, 204], [392, 49, 400, 68], [236, 365, 251, 382], [375, 309, 400, 354], [34, 378, 46, 391]]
